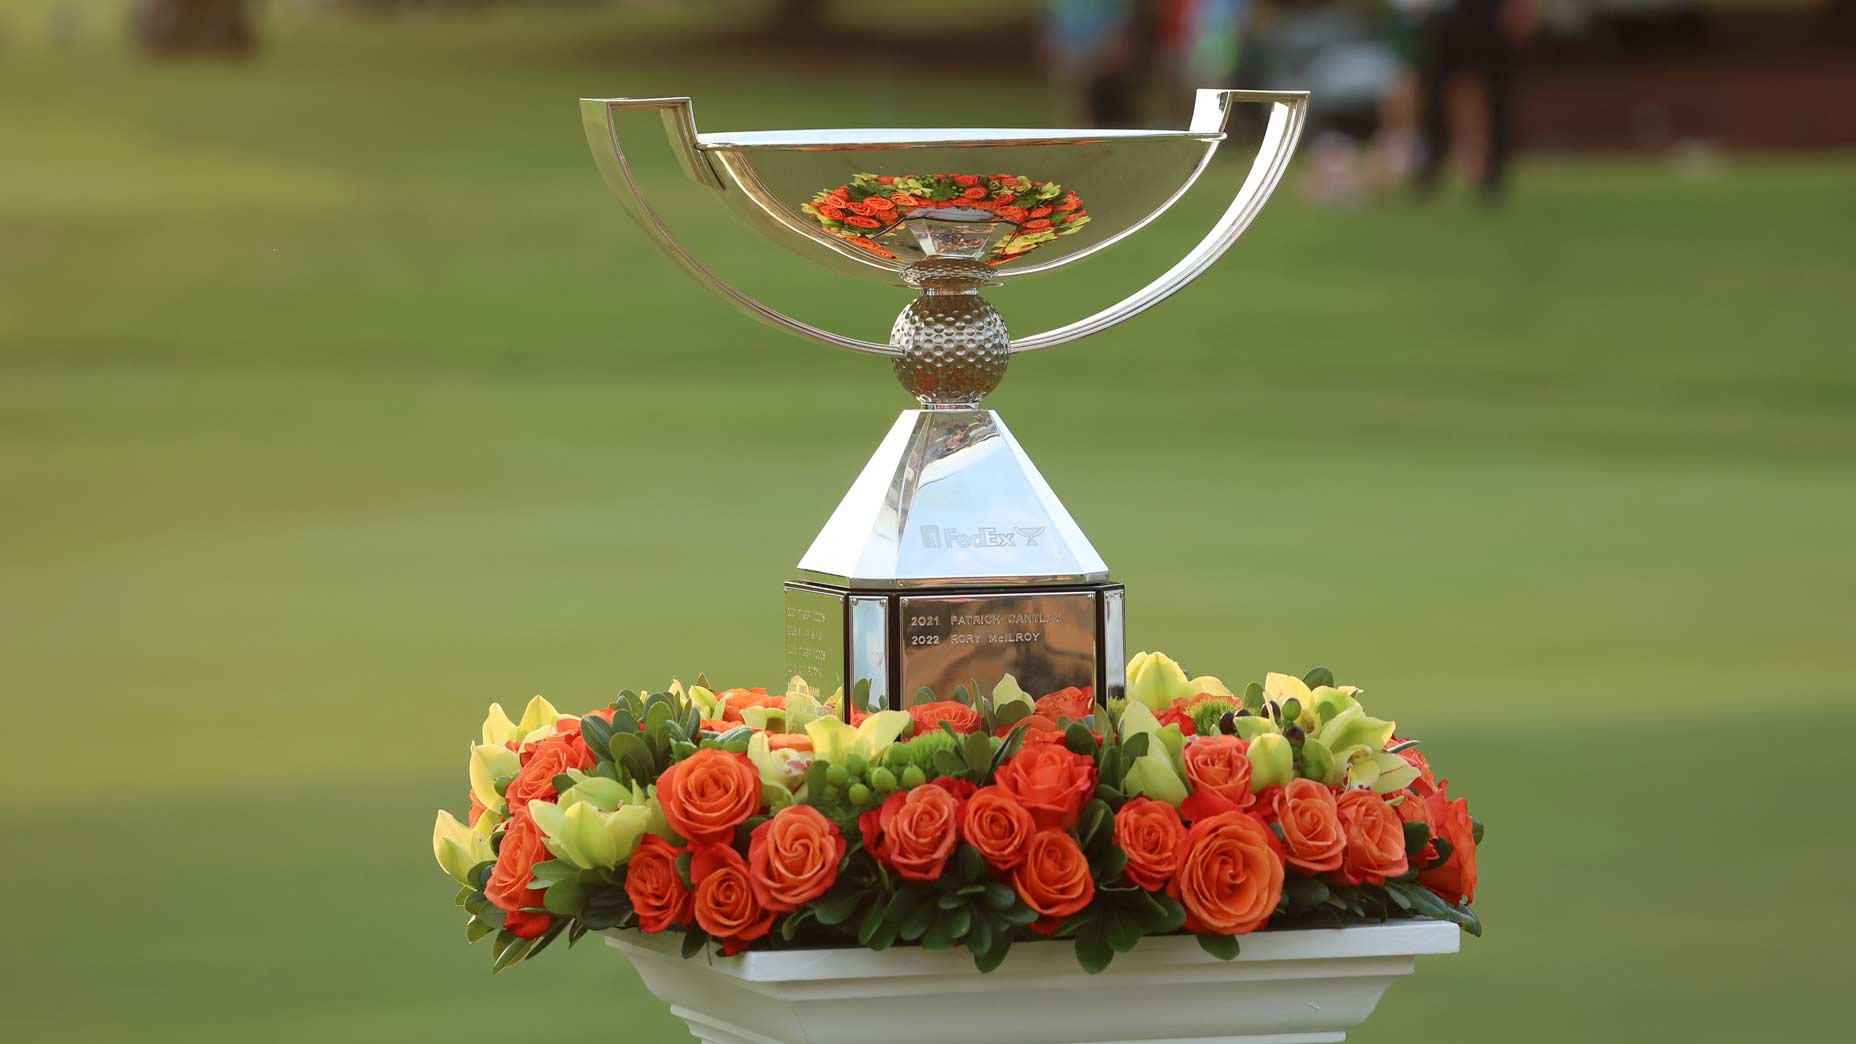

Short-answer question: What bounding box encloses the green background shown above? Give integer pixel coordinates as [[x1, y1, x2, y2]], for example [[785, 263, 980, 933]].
[[3, 5, 1851, 1041]]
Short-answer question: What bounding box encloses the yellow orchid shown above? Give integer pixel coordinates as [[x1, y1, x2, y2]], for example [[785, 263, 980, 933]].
[[1126, 651, 1194, 712], [1246, 733, 1294, 790], [431, 810, 493, 885], [530, 799, 650, 871], [1117, 700, 1188, 805], [991, 673, 1035, 715], [467, 742, 519, 815], [1263, 672, 1313, 706], [748, 731, 814, 792], [1189, 675, 1235, 701], [479, 704, 520, 747], [805, 709, 910, 764]]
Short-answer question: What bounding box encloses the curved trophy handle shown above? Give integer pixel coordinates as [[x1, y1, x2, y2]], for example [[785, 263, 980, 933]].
[[1007, 89, 1308, 353], [579, 97, 901, 357]]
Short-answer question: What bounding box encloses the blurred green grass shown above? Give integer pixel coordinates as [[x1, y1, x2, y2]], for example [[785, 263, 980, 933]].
[[3, 7, 1854, 1043]]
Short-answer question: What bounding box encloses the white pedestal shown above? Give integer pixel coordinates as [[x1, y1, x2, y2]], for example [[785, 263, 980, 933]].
[[608, 920, 1459, 1044]]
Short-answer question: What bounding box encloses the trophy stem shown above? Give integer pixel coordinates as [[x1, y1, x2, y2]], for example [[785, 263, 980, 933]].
[[891, 260, 1010, 408]]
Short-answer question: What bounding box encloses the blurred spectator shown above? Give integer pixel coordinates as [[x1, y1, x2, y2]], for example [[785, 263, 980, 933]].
[[1045, 0, 1151, 125], [1413, 0, 1536, 201]]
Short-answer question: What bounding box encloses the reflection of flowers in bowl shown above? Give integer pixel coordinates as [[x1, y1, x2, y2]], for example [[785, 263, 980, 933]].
[[801, 173, 1091, 265]]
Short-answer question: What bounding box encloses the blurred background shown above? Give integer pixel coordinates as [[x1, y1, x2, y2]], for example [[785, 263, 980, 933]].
[[3, 1, 1852, 1041]]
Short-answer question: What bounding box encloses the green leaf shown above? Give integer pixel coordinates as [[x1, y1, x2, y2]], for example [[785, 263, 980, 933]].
[[1118, 731, 1150, 762], [580, 714, 615, 758], [956, 843, 986, 883], [1103, 908, 1142, 954], [982, 881, 1016, 911], [1196, 933, 1240, 961], [994, 702, 1031, 730], [1091, 845, 1128, 884], [1302, 667, 1335, 689], [899, 899, 936, 942], [1403, 821, 1432, 855], [1242, 682, 1266, 713], [933, 749, 967, 778], [1074, 923, 1114, 974], [973, 939, 1011, 973], [1076, 799, 1112, 848], [966, 911, 995, 957], [1471, 816, 1485, 844], [964, 732, 993, 777], [680, 929, 708, 959], [811, 884, 867, 926], [1386, 739, 1420, 754], [1064, 722, 1098, 757], [1284, 875, 1331, 908], [491, 932, 536, 973], [541, 878, 586, 917], [464, 917, 493, 943]]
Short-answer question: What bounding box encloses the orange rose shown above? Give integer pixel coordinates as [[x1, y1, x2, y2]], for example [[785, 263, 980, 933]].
[[748, 805, 844, 912], [1034, 686, 1095, 723], [1028, 205, 1053, 218], [997, 206, 1028, 222], [1169, 811, 1283, 935], [1392, 788, 1438, 865], [847, 200, 875, 216], [891, 192, 921, 207], [859, 783, 961, 881], [1183, 735, 1254, 809], [656, 748, 761, 845], [506, 730, 594, 815], [995, 744, 1097, 831], [1419, 782, 1478, 905], [1113, 797, 1185, 891], [953, 174, 980, 186], [864, 196, 896, 212], [819, 204, 846, 221], [1277, 778, 1345, 874], [1023, 218, 1053, 229], [963, 785, 1037, 871], [691, 842, 774, 955], [1012, 829, 1095, 928], [909, 699, 982, 735], [484, 812, 552, 938], [994, 192, 1017, 204], [962, 186, 989, 200], [1395, 741, 1438, 797], [999, 713, 1067, 745], [766, 733, 813, 751], [625, 834, 693, 934], [1335, 789, 1409, 886], [718, 687, 781, 724], [844, 215, 881, 229]]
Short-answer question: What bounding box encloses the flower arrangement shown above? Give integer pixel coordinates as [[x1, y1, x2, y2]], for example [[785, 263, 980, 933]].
[[432, 653, 1483, 975], [800, 172, 1091, 264]]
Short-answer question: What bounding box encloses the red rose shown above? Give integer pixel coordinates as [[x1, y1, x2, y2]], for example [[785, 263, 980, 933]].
[[1335, 789, 1409, 886], [995, 744, 1096, 831], [1276, 778, 1345, 874], [962, 186, 989, 200], [864, 196, 896, 212], [749, 805, 845, 913], [691, 842, 775, 955], [1419, 782, 1478, 905], [625, 835, 693, 933], [1155, 704, 1197, 735], [930, 776, 978, 805], [655, 748, 762, 845], [909, 699, 982, 736], [859, 783, 961, 881], [1113, 797, 1186, 891], [844, 215, 881, 229], [1395, 741, 1439, 797], [1183, 735, 1253, 809], [953, 174, 980, 186], [484, 813, 551, 934], [1028, 205, 1053, 218], [819, 204, 846, 221], [506, 730, 594, 815], [1012, 830, 1095, 931], [1169, 812, 1283, 935], [891, 192, 921, 207], [1023, 218, 1053, 229], [1034, 686, 1095, 723], [963, 785, 1037, 871], [847, 200, 874, 216], [998, 714, 1066, 745], [997, 206, 1028, 222], [994, 192, 1017, 204]]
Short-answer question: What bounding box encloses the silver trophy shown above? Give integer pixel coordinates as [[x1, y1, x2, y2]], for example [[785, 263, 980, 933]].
[[581, 90, 1308, 716]]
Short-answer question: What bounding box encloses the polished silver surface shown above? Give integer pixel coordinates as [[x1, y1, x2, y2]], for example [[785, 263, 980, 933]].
[[579, 89, 1308, 358], [796, 408, 1107, 590], [1101, 586, 1127, 703], [897, 589, 1099, 707], [847, 595, 891, 712], [782, 585, 844, 697]]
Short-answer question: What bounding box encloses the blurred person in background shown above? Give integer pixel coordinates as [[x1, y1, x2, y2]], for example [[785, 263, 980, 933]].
[[1046, 0, 1152, 126], [1412, 0, 1537, 201]]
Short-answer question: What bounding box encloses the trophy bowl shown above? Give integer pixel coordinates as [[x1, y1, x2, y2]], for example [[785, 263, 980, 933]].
[[580, 90, 1309, 713]]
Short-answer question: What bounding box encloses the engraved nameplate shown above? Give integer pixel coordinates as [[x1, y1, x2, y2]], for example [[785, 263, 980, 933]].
[[783, 586, 844, 698], [896, 591, 1097, 706]]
